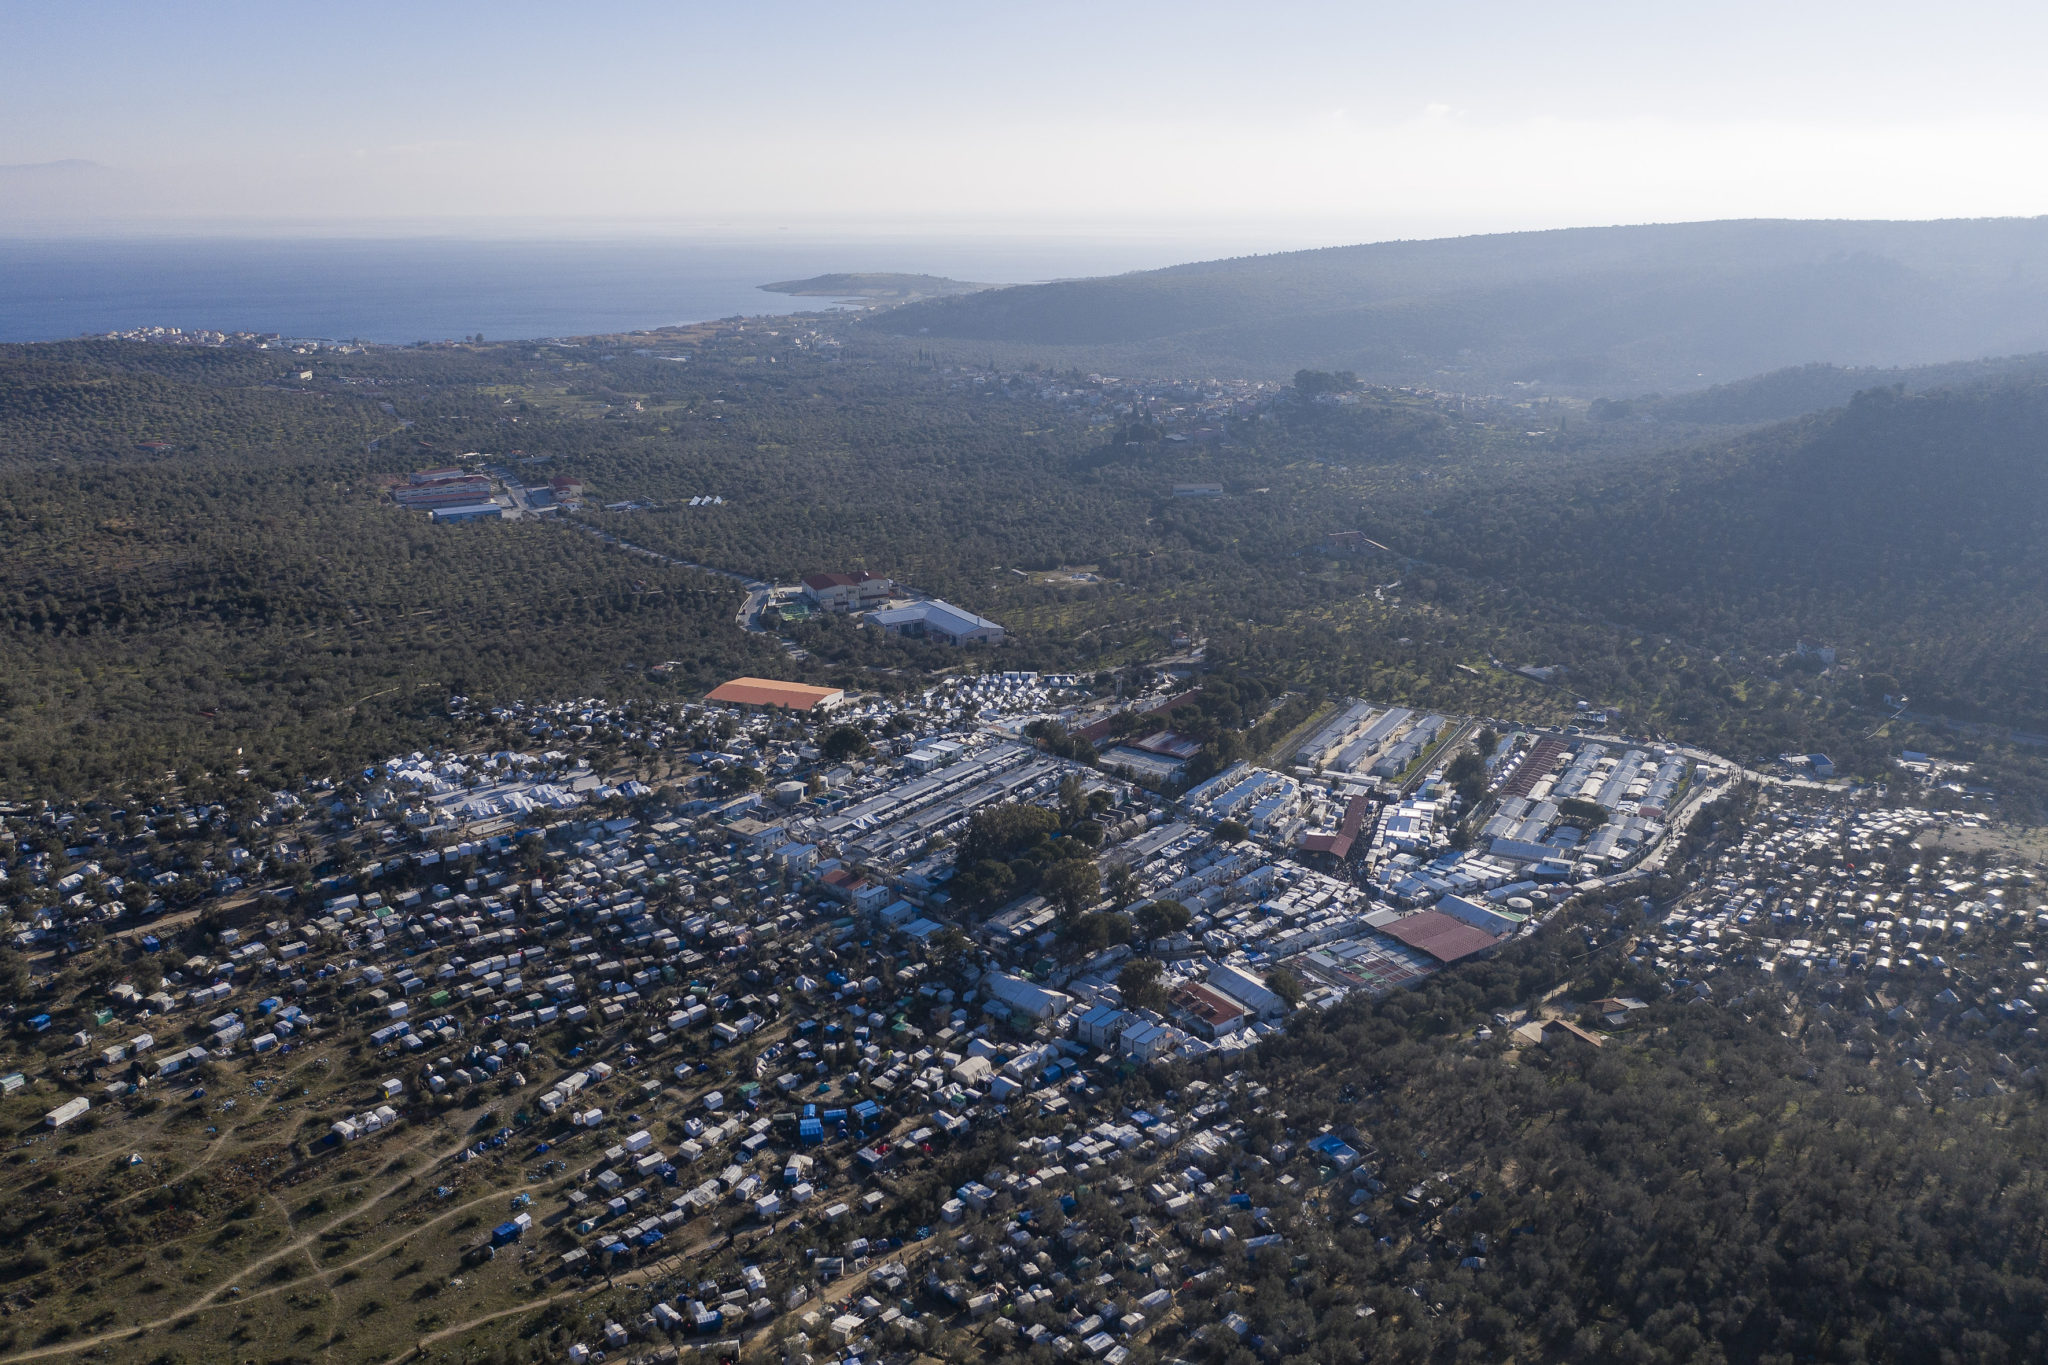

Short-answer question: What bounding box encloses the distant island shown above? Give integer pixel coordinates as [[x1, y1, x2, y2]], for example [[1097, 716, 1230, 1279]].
[[759, 272, 999, 303]]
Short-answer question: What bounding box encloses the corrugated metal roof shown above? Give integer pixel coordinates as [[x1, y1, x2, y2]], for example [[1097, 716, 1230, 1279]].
[[705, 678, 844, 710], [868, 598, 1003, 636], [1379, 909, 1501, 964]]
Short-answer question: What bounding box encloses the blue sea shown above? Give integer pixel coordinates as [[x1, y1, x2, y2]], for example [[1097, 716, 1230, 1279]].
[[0, 233, 1259, 344]]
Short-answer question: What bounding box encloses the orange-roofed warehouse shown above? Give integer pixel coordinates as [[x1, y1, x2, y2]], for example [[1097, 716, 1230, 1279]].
[[705, 677, 845, 712]]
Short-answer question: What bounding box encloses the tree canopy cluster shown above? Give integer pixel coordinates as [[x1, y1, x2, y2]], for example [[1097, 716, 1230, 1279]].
[[7, 318, 2048, 819]]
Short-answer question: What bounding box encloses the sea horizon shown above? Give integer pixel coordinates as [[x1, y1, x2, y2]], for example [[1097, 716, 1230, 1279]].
[[0, 229, 1346, 345]]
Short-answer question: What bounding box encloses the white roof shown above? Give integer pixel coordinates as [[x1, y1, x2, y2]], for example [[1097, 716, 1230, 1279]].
[[869, 599, 1002, 635]]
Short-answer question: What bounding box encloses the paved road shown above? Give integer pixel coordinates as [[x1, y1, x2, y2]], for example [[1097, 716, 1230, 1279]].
[[483, 465, 538, 519], [1629, 774, 1734, 879], [1671, 746, 1837, 792], [737, 583, 771, 632], [1399, 718, 1476, 797], [1603, 745, 1838, 886]]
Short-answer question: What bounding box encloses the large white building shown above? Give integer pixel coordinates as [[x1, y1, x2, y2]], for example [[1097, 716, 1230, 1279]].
[[1207, 962, 1288, 1019], [983, 971, 1072, 1022], [868, 598, 1005, 646]]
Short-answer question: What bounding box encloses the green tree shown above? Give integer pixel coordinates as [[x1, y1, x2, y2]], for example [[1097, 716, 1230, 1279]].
[[1558, 797, 1608, 826], [1067, 911, 1131, 952], [1266, 966, 1304, 1008], [1445, 748, 1487, 806], [958, 803, 1060, 868], [1042, 857, 1102, 922], [820, 725, 873, 764], [130, 956, 164, 993], [1057, 774, 1089, 829], [1119, 956, 1167, 1013], [927, 926, 971, 970], [0, 946, 28, 998], [1104, 862, 1140, 909], [1135, 898, 1192, 941], [955, 857, 1014, 906]]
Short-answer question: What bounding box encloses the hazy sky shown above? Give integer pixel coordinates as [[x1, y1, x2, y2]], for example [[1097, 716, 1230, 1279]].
[[8, 0, 2048, 240]]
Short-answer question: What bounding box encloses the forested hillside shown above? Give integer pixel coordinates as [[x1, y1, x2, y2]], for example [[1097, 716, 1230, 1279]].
[[0, 341, 800, 795], [1211, 882, 2048, 1365], [1602, 352, 2048, 426], [6, 323, 2048, 804], [1411, 376, 2048, 730], [874, 217, 2048, 391]]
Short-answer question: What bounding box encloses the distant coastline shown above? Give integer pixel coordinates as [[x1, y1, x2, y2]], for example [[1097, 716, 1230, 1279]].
[[0, 237, 1187, 345], [759, 272, 1000, 303]]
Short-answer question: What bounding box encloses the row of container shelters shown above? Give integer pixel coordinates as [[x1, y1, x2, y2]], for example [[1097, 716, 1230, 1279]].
[[1295, 700, 1375, 768], [1332, 708, 1413, 774]]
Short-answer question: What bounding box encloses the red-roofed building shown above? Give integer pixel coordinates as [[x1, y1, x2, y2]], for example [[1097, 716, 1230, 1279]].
[[1170, 981, 1251, 1039], [802, 571, 896, 613], [1133, 731, 1203, 760], [706, 678, 845, 712], [1301, 795, 1375, 862], [1379, 910, 1503, 965], [1514, 1018, 1605, 1050]]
